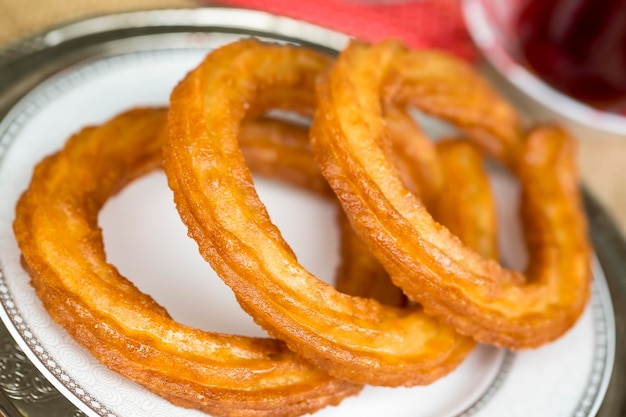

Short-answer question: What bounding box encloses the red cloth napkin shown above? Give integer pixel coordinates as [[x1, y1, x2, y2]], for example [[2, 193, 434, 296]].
[[218, 0, 476, 60]]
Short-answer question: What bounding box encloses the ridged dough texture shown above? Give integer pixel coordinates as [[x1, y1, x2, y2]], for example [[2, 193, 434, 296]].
[[310, 39, 591, 349]]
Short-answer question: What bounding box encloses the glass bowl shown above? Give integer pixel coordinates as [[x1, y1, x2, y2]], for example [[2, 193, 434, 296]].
[[462, 0, 626, 139]]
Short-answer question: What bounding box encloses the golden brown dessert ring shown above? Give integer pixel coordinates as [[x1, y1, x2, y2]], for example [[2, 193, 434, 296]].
[[311, 39, 591, 349], [13, 108, 368, 417], [164, 39, 491, 387]]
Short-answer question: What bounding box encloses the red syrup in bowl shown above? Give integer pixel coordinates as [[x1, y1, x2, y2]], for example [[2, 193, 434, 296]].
[[515, 0, 626, 112]]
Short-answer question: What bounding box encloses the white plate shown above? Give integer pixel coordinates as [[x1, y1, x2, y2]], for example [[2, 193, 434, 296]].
[[0, 37, 615, 417]]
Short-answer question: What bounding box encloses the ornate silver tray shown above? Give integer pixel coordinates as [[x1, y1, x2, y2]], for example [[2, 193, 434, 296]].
[[0, 8, 624, 417]]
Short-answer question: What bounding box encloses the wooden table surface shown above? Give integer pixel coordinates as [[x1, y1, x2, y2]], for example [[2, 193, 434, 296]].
[[1, 0, 625, 234]]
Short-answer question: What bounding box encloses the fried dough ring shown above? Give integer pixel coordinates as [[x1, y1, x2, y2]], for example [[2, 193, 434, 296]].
[[310, 39, 591, 348], [165, 39, 476, 387], [381, 105, 500, 262], [240, 116, 332, 197], [337, 137, 500, 304], [13, 108, 372, 417], [383, 105, 443, 207], [433, 139, 500, 263]]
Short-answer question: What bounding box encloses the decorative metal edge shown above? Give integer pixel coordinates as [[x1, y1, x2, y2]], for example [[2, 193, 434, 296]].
[[0, 273, 95, 417], [0, 8, 348, 62], [0, 319, 86, 417], [583, 191, 626, 417], [574, 259, 616, 417]]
